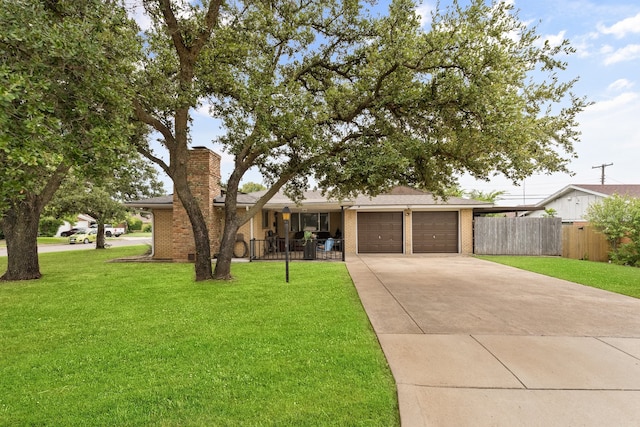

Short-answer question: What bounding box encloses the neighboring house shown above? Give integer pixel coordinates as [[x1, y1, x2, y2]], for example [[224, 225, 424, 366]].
[[527, 184, 640, 223], [56, 214, 95, 237], [126, 147, 492, 261]]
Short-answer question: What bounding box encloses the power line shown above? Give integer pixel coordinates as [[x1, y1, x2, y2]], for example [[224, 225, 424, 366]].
[[592, 163, 613, 185]]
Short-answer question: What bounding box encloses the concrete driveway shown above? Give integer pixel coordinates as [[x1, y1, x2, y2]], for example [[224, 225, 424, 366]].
[[347, 255, 640, 426]]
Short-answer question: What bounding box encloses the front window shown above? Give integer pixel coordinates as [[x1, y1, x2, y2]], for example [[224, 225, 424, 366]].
[[290, 212, 330, 232]]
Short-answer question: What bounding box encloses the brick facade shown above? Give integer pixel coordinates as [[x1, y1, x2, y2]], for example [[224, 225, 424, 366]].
[[460, 209, 473, 254], [152, 209, 173, 259]]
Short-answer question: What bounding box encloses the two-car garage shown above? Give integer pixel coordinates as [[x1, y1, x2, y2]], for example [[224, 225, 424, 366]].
[[357, 211, 459, 254]]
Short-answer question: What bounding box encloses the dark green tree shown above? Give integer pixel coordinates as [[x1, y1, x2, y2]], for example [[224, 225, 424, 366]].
[[0, 0, 140, 280], [133, 0, 588, 280], [47, 153, 164, 249]]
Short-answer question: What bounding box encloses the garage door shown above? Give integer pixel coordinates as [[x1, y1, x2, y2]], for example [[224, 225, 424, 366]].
[[358, 212, 403, 253], [412, 212, 458, 253]]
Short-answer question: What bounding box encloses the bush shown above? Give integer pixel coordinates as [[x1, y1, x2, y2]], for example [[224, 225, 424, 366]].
[[39, 217, 64, 237], [126, 217, 143, 231], [142, 224, 152, 233], [609, 243, 640, 267]]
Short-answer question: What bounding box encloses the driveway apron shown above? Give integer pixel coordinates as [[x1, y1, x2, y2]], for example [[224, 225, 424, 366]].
[[346, 255, 640, 426]]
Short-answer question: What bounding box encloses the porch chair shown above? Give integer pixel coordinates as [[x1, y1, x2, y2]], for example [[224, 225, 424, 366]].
[[317, 237, 335, 259]]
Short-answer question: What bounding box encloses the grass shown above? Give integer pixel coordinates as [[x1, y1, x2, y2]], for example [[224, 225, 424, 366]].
[[0, 237, 69, 247], [0, 247, 398, 426], [477, 256, 640, 299], [123, 231, 152, 237]]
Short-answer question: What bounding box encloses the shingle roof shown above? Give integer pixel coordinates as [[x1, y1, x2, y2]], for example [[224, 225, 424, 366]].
[[125, 195, 173, 209], [128, 186, 493, 210], [572, 184, 640, 198]]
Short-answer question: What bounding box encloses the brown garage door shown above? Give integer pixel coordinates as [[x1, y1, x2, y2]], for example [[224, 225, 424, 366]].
[[412, 212, 458, 253], [358, 212, 403, 253]]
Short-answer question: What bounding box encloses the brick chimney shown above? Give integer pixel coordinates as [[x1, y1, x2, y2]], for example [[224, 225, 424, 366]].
[[172, 147, 222, 261]]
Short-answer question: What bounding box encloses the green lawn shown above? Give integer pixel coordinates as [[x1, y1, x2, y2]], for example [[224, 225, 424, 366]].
[[123, 231, 152, 238], [477, 256, 640, 299], [0, 237, 69, 247], [0, 247, 398, 426]]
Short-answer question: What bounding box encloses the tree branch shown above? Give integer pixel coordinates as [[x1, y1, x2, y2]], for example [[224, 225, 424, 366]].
[[133, 99, 176, 149]]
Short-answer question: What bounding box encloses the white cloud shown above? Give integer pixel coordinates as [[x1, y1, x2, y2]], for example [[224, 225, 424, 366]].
[[415, 3, 433, 28], [608, 79, 634, 92], [194, 102, 212, 117], [603, 44, 640, 65], [124, 0, 152, 32], [585, 92, 639, 113], [597, 12, 640, 39], [543, 30, 567, 48]]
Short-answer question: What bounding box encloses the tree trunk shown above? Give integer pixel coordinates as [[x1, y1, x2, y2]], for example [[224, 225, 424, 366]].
[[213, 170, 243, 280], [172, 169, 213, 282], [96, 222, 106, 249], [1, 164, 67, 281], [214, 209, 239, 280], [1, 202, 42, 281]]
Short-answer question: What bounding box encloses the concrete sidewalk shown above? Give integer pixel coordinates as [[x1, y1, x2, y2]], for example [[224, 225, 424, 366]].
[[346, 255, 640, 426]]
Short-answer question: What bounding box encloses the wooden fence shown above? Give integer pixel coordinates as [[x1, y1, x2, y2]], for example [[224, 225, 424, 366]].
[[561, 224, 610, 262], [474, 217, 562, 256]]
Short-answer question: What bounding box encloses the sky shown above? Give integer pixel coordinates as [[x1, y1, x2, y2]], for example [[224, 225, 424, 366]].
[[129, 0, 640, 205]]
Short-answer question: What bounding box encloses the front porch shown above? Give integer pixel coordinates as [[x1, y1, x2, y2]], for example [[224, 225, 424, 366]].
[[248, 238, 345, 261]]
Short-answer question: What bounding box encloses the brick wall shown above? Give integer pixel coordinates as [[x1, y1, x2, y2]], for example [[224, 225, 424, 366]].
[[344, 209, 357, 254], [172, 148, 222, 261], [460, 209, 473, 254], [405, 210, 412, 254], [153, 209, 173, 259]]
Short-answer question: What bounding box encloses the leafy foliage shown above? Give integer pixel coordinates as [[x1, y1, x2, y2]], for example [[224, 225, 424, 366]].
[[586, 194, 640, 266], [133, 0, 588, 280], [467, 189, 507, 203], [0, 0, 140, 210], [38, 217, 63, 237], [0, 0, 142, 278], [240, 182, 267, 193]]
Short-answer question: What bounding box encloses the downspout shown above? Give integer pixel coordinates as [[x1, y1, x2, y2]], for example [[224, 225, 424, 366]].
[[341, 205, 345, 261], [150, 211, 155, 257], [247, 206, 253, 240]]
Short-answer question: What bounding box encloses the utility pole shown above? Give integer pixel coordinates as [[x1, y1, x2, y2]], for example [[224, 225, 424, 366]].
[[592, 163, 613, 185]]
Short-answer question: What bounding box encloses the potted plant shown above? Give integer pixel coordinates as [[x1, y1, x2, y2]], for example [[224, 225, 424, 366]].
[[303, 230, 316, 260]]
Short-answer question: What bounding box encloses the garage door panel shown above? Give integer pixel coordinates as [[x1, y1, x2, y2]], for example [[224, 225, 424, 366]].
[[358, 212, 403, 253], [413, 212, 458, 253]]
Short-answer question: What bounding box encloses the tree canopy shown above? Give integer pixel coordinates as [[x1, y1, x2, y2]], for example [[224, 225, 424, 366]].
[[133, 0, 588, 280], [0, 0, 141, 280]]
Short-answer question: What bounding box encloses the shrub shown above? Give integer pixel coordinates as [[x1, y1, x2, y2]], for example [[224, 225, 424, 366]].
[[142, 224, 152, 233], [587, 195, 640, 267], [126, 217, 143, 231], [609, 243, 640, 267], [38, 217, 64, 237]]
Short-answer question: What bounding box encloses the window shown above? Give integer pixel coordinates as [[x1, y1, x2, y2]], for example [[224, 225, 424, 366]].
[[290, 212, 330, 232], [262, 210, 269, 228]]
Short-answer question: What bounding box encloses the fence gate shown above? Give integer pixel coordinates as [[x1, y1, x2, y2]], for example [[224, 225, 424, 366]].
[[474, 217, 562, 256]]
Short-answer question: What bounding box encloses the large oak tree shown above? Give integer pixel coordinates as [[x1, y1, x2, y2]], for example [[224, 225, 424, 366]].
[[0, 0, 140, 280], [133, 0, 588, 281]]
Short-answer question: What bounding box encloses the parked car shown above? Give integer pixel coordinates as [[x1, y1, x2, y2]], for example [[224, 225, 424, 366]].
[[60, 228, 80, 237], [69, 229, 97, 244], [89, 224, 125, 237]]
